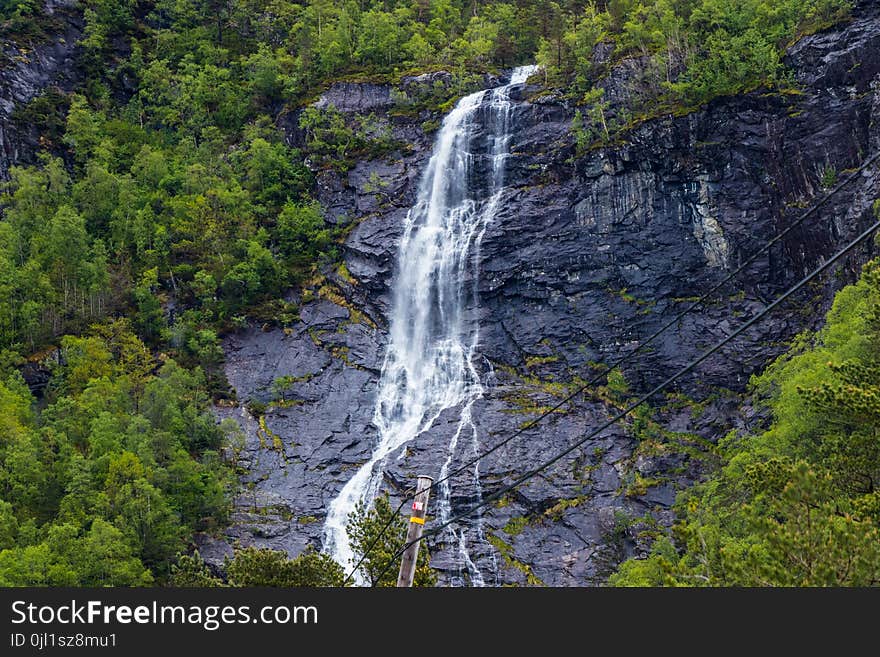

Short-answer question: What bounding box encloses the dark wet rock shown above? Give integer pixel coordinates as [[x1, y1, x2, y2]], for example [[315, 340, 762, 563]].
[[19, 361, 52, 395], [401, 70, 453, 89], [0, 2, 83, 180], [18, 349, 59, 396], [217, 4, 880, 585], [644, 483, 677, 508], [215, 307, 384, 554], [314, 81, 394, 113]]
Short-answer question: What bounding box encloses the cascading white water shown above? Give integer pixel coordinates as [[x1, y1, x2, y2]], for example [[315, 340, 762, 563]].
[[323, 66, 538, 582]]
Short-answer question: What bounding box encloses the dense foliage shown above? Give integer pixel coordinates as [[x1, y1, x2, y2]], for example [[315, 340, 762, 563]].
[[0, 322, 236, 585], [612, 244, 880, 586], [0, 129, 324, 356], [169, 548, 346, 586], [549, 0, 853, 147], [2, 0, 855, 355]]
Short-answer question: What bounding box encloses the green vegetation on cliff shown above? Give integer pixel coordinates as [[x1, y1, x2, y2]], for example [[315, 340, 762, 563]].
[[166, 491, 433, 587], [0, 0, 867, 587], [612, 241, 880, 586], [2, 0, 856, 355]]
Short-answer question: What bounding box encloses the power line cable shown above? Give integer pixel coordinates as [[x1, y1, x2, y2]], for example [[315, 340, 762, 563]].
[[430, 148, 880, 493], [341, 148, 880, 585], [369, 217, 880, 585], [341, 149, 880, 584]]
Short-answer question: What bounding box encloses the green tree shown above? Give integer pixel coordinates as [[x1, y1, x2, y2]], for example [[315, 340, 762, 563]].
[[170, 551, 225, 586], [64, 95, 104, 164], [276, 200, 331, 266], [0, 500, 18, 550], [225, 546, 344, 586], [271, 375, 297, 403], [133, 268, 166, 344], [77, 519, 155, 586], [346, 493, 436, 587]]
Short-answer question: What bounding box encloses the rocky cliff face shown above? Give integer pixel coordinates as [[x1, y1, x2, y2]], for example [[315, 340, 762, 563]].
[[208, 3, 880, 584], [0, 1, 82, 180]]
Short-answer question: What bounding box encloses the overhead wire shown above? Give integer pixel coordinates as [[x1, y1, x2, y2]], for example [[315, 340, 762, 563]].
[[369, 216, 880, 585], [341, 149, 880, 586]]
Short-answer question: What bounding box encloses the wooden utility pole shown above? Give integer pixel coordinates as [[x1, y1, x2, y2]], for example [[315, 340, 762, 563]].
[[396, 475, 433, 588]]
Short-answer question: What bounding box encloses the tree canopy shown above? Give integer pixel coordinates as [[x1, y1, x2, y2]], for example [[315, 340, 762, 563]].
[[0, 321, 235, 585]]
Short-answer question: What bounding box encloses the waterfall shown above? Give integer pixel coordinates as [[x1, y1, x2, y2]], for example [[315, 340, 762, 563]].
[[322, 65, 537, 584]]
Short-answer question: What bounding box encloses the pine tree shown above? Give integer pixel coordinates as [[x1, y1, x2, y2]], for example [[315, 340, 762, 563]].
[[346, 493, 437, 587]]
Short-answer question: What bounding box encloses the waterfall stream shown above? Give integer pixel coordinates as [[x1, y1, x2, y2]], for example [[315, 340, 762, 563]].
[[322, 65, 537, 584]]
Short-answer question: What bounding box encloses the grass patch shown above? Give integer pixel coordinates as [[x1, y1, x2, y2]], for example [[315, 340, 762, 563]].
[[502, 516, 529, 536], [543, 495, 588, 521], [524, 354, 560, 369], [487, 533, 544, 586]]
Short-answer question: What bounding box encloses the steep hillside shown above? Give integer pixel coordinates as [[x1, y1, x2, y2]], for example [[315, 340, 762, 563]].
[[1, 0, 878, 587], [209, 3, 880, 584]]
